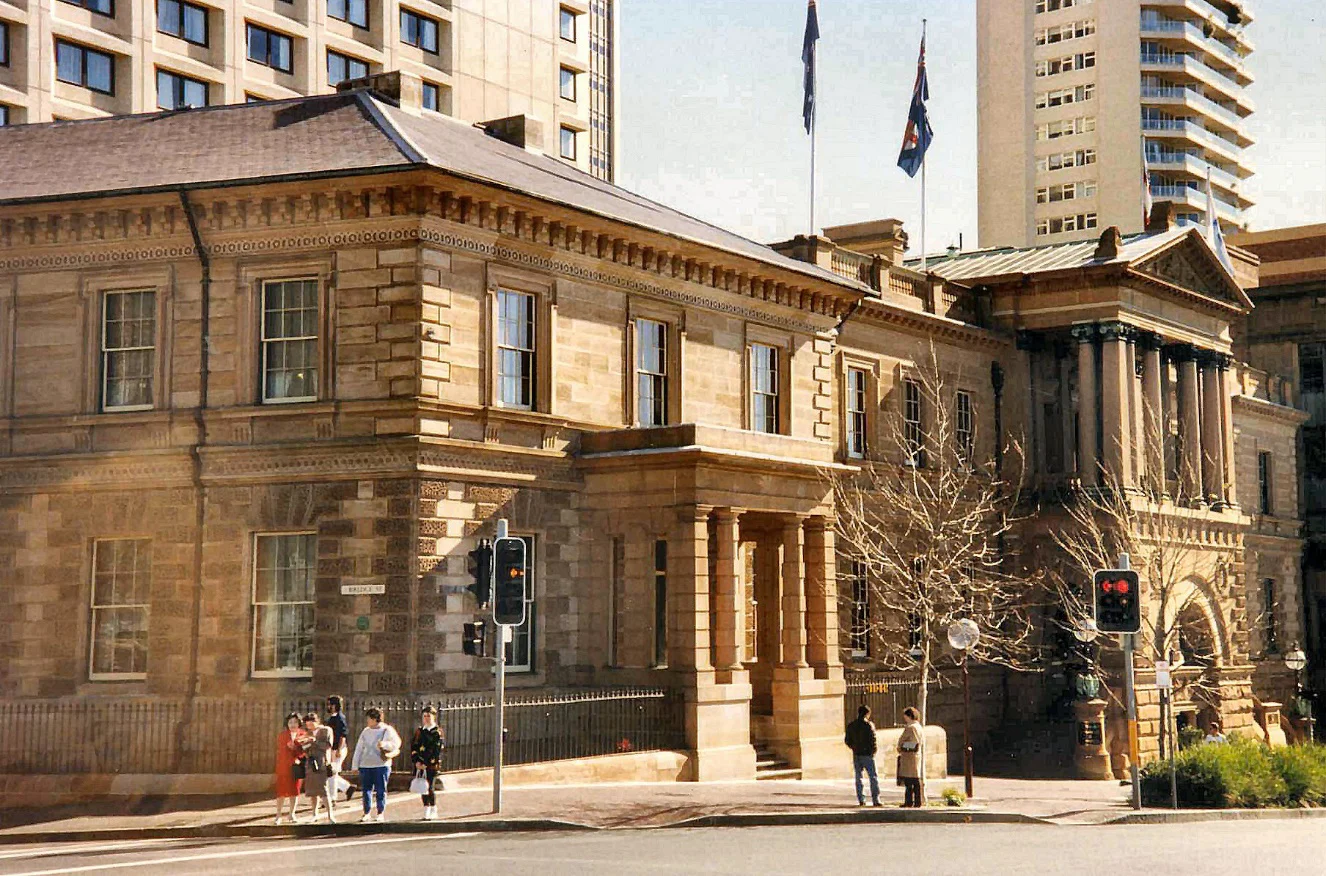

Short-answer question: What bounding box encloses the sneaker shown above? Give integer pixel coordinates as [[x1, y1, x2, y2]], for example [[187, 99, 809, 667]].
[[427, 806, 437, 821], [857, 800, 865, 807], [275, 816, 285, 826], [872, 801, 883, 807], [374, 811, 386, 823], [360, 812, 375, 824]]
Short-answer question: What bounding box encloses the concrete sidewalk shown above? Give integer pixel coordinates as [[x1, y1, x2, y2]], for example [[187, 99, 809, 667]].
[[0, 776, 1133, 841]]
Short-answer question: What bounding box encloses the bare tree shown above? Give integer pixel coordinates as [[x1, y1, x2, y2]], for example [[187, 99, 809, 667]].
[[831, 348, 1041, 727]]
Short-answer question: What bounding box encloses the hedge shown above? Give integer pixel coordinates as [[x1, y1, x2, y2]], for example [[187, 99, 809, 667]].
[[1141, 737, 1326, 808]]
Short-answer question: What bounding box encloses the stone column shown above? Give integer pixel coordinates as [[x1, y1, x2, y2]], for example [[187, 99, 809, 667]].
[[1174, 347, 1202, 504], [1220, 357, 1238, 507], [803, 516, 841, 678], [1130, 336, 1146, 486], [1073, 324, 1099, 486], [1018, 332, 1042, 475], [780, 517, 808, 669], [669, 505, 714, 672], [1099, 322, 1133, 487], [1058, 344, 1074, 476], [1140, 335, 1165, 494], [1200, 353, 1225, 506], [713, 508, 744, 676]]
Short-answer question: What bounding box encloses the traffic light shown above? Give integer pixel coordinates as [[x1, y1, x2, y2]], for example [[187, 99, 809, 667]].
[[1093, 568, 1141, 634], [462, 621, 486, 657], [467, 540, 492, 608], [493, 536, 527, 626]]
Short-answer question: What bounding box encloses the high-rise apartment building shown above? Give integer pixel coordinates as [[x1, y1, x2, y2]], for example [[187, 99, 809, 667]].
[[977, 0, 1253, 248], [0, 0, 618, 180]]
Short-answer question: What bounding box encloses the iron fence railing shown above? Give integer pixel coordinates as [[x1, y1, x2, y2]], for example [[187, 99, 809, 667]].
[[0, 689, 685, 775], [843, 671, 923, 728]]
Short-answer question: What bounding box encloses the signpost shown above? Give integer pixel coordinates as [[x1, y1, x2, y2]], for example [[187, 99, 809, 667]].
[[1155, 658, 1177, 809]]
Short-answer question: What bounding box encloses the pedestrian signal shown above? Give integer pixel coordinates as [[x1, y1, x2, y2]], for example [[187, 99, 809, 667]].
[[467, 540, 493, 608], [1093, 568, 1141, 634], [462, 621, 486, 657]]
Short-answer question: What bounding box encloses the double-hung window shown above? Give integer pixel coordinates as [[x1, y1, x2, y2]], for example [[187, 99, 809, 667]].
[[750, 343, 780, 434], [157, 0, 208, 45], [849, 559, 870, 658], [400, 9, 439, 53], [252, 533, 316, 676], [102, 291, 156, 411], [89, 539, 151, 679], [956, 390, 974, 467], [496, 289, 536, 409], [247, 24, 293, 73], [156, 69, 209, 109], [636, 318, 668, 427], [328, 0, 368, 29], [261, 279, 319, 403], [904, 378, 924, 466], [327, 50, 368, 85], [846, 367, 868, 458], [56, 41, 115, 94]]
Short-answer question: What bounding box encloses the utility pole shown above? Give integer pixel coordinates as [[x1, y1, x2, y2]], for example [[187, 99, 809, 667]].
[[1119, 552, 1142, 810]]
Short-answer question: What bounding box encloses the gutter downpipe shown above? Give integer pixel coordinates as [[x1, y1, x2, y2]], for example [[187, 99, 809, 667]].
[[174, 188, 210, 772]]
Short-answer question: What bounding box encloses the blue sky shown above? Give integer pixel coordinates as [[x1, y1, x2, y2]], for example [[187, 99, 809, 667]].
[[617, 0, 1326, 255]]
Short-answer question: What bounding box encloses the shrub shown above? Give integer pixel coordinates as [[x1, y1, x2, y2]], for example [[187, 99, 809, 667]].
[[1141, 737, 1288, 808], [1177, 727, 1205, 751], [940, 787, 965, 807], [1272, 745, 1326, 806]]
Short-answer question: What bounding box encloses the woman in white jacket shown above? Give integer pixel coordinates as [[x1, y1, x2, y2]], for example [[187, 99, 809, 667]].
[[351, 707, 402, 823]]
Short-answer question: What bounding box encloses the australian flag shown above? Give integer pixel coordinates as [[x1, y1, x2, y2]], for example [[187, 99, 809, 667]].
[[802, 0, 819, 134], [897, 33, 933, 177]]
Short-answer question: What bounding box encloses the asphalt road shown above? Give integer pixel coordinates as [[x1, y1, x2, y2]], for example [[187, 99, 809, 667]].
[[0, 822, 1320, 876]]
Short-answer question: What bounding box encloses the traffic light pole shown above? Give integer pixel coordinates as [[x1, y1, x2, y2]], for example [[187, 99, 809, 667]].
[[492, 518, 508, 815], [1119, 552, 1142, 811]]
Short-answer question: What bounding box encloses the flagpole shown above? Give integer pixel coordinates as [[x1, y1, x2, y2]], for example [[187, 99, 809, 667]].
[[811, 76, 817, 235], [919, 18, 927, 274]]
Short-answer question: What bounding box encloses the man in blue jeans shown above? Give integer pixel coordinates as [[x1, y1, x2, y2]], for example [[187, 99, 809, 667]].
[[844, 704, 881, 806]]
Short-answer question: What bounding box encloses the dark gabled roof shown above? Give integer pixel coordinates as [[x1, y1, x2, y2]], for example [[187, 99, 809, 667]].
[[0, 90, 860, 293]]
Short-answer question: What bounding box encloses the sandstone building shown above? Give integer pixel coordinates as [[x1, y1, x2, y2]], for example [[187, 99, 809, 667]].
[[0, 77, 1307, 780], [977, 0, 1254, 247], [0, 0, 617, 180]]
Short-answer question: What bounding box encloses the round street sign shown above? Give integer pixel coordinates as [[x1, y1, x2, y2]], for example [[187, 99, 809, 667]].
[[356, 616, 370, 632]]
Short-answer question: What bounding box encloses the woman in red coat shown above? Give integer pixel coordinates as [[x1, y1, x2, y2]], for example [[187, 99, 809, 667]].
[[275, 712, 308, 824]]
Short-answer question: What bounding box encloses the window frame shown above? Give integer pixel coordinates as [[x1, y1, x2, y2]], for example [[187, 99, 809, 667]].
[[0, 105, 8, 127], [157, 0, 209, 46], [400, 8, 439, 54], [849, 558, 870, 658], [422, 81, 440, 112], [749, 342, 781, 435], [101, 290, 157, 412], [60, 0, 114, 18], [260, 277, 321, 405], [634, 317, 669, 428], [246, 23, 294, 74], [559, 125, 577, 160], [845, 366, 869, 459], [328, 0, 369, 29], [250, 532, 318, 679], [1, 20, 9, 67], [55, 40, 116, 95], [955, 389, 975, 468], [495, 288, 538, 411], [1258, 450, 1273, 514], [1263, 577, 1279, 655], [327, 49, 369, 86], [88, 538, 152, 682], [156, 68, 210, 110], [903, 377, 925, 467], [559, 6, 576, 42], [559, 66, 576, 101]]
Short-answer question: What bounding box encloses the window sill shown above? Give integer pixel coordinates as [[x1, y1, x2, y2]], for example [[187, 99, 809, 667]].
[[261, 396, 319, 406], [102, 404, 155, 414], [251, 670, 314, 679], [89, 673, 148, 682]]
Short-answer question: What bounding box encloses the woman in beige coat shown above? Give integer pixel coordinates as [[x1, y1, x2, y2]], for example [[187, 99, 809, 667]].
[[299, 713, 336, 823], [897, 706, 924, 808]]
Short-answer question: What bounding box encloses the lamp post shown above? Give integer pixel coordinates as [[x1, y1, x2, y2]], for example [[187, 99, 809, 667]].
[[947, 619, 980, 798], [1285, 645, 1311, 742]]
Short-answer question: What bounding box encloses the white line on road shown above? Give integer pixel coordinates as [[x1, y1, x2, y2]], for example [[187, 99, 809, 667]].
[[4, 833, 479, 876], [0, 842, 177, 862]]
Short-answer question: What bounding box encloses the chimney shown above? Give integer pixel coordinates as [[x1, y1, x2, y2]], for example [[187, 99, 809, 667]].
[[821, 218, 910, 266], [1093, 226, 1124, 261], [479, 114, 546, 154], [1145, 201, 1176, 234], [335, 70, 425, 115]]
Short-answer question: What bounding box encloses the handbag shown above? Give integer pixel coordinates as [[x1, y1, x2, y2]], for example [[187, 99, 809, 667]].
[[409, 769, 430, 795], [291, 758, 306, 780]]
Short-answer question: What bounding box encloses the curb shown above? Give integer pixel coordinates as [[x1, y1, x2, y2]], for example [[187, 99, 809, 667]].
[[1107, 808, 1326, 825], [665, 810, 1050, 828], [0, 819, 597, 846]]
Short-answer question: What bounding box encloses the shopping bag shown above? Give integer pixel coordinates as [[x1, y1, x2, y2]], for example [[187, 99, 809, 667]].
[[333, 774, 351, 800], [409, 770, 430, 795]]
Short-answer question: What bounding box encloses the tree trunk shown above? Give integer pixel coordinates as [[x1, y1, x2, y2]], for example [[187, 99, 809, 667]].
[[917, 648, 930, 804]]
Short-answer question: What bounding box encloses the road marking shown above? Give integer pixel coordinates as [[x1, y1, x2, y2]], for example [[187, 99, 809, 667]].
[[4, 833, 479, 876], [0, 842, 176, 862]]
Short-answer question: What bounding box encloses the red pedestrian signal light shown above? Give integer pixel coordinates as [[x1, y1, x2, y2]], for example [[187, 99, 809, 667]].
[[1093, 568, 1141, 634]]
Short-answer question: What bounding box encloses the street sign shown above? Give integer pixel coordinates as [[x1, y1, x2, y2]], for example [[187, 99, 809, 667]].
[[1155, 660, 1172, 690], [341, 583, 385, 595]]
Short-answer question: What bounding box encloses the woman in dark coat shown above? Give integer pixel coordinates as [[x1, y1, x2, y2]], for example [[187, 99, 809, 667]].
[[409, 706, 445, 821], [299, 713, 336, 822]]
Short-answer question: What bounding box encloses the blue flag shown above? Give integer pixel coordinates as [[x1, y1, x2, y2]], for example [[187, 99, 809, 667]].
[[802, 0, 819, 134], [897, 33, 932, 177]]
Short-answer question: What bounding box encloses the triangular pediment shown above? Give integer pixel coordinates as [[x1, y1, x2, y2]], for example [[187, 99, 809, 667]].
[[1133, 232, 1251, 311]]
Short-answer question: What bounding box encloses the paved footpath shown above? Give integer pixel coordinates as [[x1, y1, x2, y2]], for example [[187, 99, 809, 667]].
[[0, 777, 1143, 841]]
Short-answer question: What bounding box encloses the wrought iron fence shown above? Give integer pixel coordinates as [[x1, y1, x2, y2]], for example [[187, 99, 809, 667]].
[[843, 672, 923, 728], [0, 689, 685, 775]]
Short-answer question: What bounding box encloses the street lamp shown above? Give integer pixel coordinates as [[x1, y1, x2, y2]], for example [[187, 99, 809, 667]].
[[947, 619, 981, 799], [1285, 645, 1313, 742], [1073, 618, 1099, 644]]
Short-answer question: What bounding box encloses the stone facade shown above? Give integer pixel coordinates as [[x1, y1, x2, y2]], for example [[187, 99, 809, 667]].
[[0, 116, 1311, 781]]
